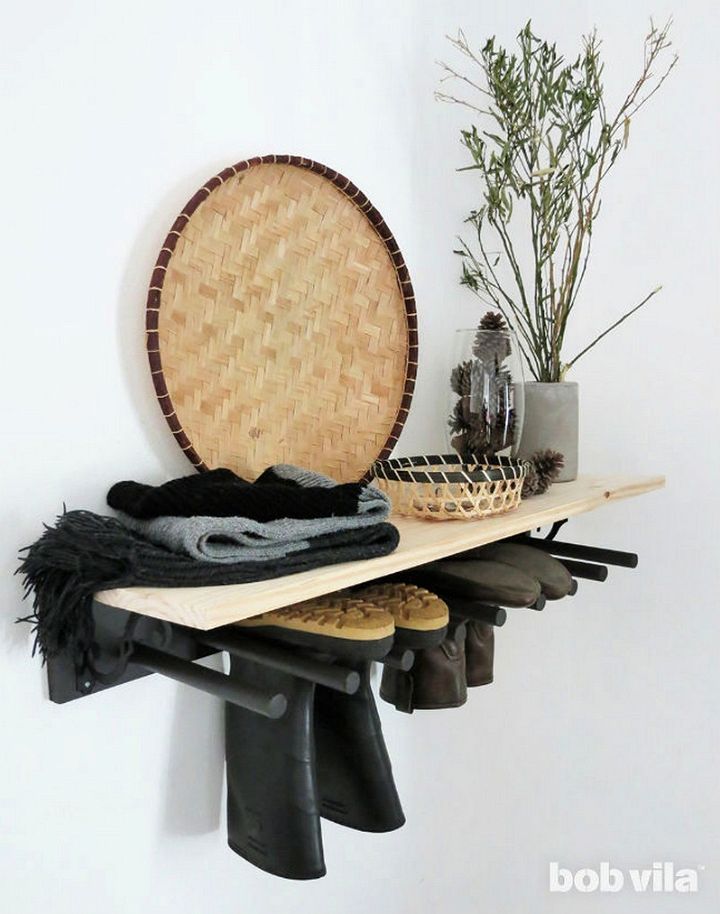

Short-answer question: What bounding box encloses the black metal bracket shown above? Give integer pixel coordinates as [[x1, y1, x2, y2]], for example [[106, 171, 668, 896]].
[[544, 518, 569, 541], [46, 601, 196, 704], [46, 601, 360, 713]]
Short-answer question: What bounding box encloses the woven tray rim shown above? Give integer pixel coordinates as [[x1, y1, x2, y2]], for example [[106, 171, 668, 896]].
[[371, 453, 529, 485], [146, 153, 418, 474]]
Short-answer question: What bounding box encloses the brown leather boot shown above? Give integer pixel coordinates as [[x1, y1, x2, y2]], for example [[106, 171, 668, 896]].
[[451, 543, 573, 600], [400, 559, 541, 607], [380, 620, 467, 712], [464, 620, 495, 687]]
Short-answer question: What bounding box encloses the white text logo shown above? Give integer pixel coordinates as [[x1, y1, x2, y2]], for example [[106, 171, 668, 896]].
[[549, 861, 700, 893]]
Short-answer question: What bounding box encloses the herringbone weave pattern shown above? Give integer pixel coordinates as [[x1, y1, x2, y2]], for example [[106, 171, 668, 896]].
[[150, 157, 415, 481]]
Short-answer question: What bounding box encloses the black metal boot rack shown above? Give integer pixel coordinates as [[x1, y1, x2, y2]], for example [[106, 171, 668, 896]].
[[45, 526, 639, 879]]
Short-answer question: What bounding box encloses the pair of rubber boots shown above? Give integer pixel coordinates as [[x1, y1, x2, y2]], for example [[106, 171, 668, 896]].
[[225, 648, 400, 880], [224, 584, 449, 880], [380, 542, 574, 712]]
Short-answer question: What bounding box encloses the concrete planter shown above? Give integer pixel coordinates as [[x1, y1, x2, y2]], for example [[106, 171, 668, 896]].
[[518, 382, 578, 481]]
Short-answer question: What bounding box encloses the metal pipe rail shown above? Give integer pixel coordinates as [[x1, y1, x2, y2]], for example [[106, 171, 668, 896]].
[[193, 626, 360, 695], [515, 536, 638, 568], [446, 600, 508, 627], [129, 643, 287, 719], [381, 646, 415, 671], [558, 559, 609, 582]]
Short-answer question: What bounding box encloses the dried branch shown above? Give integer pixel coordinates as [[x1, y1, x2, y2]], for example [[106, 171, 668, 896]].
[[439, 19, 676, 380]]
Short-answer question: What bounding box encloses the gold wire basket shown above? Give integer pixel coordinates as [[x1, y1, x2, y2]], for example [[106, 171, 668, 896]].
[[371, 454, 528, 521]]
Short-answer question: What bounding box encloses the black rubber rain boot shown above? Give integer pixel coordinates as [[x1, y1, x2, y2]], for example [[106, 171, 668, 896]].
[[314, 661, 405, 833], [225, 656, 326, 879]]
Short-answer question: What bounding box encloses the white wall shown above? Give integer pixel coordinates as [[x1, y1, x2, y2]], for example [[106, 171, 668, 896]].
[[2, 2, 718, 911]]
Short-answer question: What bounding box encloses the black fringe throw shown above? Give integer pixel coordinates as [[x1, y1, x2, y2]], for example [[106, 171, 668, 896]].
[[17, 510, 399, 665]]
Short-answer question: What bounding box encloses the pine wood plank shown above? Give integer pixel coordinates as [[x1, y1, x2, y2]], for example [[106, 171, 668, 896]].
[[95, 474, 664, 629]]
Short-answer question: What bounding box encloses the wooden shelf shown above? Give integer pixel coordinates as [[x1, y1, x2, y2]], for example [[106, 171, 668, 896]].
[[95, 474, 664, 630]]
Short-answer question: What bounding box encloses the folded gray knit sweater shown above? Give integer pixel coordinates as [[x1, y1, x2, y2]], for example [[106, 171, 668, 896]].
[[115, 465, 391, 563]]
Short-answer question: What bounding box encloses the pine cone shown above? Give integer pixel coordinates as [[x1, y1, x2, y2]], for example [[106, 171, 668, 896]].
[[532, 449, 565, 494], [478, 311, 507, 331], [448, 399, 470, 435], [522, 463, 541, 497], [466, 425, 494, 455], [450, 360, 473, 396], [451, 431, 473, 462], [455, 390, 518, 459], [472, 329, 511, 365], [451, 426, 496, 463], [492, 405, 515, 452]]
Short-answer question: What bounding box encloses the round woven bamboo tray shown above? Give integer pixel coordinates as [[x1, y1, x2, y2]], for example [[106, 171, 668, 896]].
[[371, 454, 528, 521], [146, 154, 417, 482]]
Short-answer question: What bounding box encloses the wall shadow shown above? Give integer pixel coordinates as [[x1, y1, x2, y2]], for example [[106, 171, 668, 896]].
[[115, 160, 232, 472], [161, 655, 226, 836]]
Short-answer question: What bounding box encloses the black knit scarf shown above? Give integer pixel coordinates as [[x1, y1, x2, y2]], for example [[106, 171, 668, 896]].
[[17, 510, 399, 664], [107, 466, 370, 520]]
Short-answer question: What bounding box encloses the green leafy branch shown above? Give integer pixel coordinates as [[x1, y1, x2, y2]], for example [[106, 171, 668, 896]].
[[438, 19, 677, 381]]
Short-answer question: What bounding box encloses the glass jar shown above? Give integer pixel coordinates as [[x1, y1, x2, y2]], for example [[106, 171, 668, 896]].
[[447, 327, 525, 462]]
